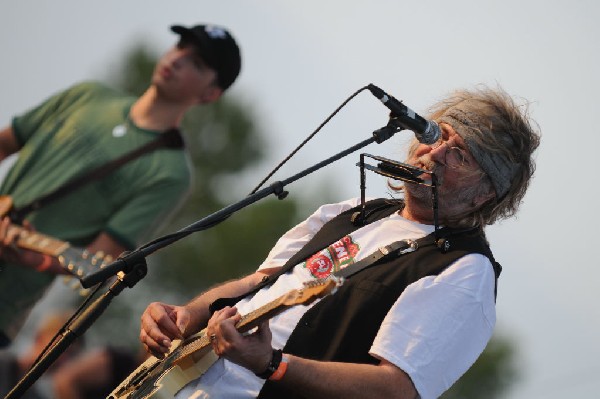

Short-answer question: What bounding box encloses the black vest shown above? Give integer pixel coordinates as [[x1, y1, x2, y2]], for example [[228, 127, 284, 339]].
[[257, 199, 500, 398]]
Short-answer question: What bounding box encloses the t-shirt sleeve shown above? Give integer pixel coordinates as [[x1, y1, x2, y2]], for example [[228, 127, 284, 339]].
[[12, 82, 99, 146], [369, 253, 497, 399], [257, 198, 362, 271]]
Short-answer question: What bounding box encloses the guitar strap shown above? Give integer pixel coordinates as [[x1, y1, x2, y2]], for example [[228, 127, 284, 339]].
[[9, 128, 184, 223], [210, 199, 483, 313]]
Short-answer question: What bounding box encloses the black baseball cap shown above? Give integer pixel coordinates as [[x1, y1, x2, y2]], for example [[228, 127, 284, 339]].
[[170, 24, 241, 90]]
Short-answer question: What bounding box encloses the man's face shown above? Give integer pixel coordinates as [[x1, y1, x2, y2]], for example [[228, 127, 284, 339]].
[[404, 122, 491, 218], [152, 39, 221, 105]]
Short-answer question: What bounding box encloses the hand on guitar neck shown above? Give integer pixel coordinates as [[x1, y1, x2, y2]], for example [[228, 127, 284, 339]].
[[0, 195, 115, 284], [0, 213, 66, 274]]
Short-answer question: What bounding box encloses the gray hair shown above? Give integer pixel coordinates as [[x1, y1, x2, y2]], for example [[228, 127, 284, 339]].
[[429, 85, 541, 226]]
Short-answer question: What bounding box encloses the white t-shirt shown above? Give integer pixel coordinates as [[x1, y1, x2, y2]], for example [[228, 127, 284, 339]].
[[177, 198, 496, 399]]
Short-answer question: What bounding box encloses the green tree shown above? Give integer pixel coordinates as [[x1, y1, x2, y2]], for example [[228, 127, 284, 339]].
[[442, 334, 517, 399]]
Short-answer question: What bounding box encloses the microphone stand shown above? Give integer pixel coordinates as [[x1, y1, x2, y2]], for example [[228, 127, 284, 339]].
[[80, 121, 401, 288], [5, 121, 400, 399]]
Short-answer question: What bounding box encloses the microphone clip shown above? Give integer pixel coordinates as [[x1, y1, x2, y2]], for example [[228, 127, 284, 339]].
[[372, 121, 401, 144]]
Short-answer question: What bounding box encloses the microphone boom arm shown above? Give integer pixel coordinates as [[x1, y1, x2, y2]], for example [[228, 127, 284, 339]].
[[80, 123, 401, 288]]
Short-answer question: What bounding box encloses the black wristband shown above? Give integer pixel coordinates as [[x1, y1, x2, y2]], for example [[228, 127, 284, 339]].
[[255, 349, 283, 379]]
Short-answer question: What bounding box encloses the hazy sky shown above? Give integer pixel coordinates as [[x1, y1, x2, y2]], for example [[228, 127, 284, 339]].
[[1, 1, 599, 397]]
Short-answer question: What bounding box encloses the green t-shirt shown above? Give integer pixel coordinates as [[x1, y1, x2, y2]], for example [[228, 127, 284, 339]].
[[0, 81, 191, 339]]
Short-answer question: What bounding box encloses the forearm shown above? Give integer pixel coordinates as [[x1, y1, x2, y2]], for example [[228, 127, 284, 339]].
[[274, 356, 417, 399]]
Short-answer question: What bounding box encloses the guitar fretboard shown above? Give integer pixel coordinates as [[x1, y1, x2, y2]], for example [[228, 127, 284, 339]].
[[173, 294, 288, 362], [171, 279, 335, 363], [8, 225, 70, 256]]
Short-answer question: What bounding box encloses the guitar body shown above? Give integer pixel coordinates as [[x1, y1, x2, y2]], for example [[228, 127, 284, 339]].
[[110, 278, 342, 398], [110, 331, 218, 399]]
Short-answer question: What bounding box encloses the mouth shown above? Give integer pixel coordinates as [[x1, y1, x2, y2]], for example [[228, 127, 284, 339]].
[[413, 157, 444, 186]]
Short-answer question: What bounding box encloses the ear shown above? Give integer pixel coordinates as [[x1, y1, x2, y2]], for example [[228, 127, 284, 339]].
[[197, 86, 223, 104], [472, 188, 496, 209]]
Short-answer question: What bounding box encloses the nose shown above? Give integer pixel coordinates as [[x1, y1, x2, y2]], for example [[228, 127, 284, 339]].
[[168, 48, 193, 69]]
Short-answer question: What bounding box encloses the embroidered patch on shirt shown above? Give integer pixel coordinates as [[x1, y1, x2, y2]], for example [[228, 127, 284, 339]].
[[304, 235, 360, 279]]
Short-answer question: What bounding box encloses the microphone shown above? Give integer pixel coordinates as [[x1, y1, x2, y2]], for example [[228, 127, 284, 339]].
[[367, 84, 441, 145]]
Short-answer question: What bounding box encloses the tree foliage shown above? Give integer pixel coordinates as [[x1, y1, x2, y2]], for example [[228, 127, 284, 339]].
[[442, 334, 518, 399]]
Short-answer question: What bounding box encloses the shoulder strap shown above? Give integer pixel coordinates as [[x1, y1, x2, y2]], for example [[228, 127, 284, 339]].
[[210, 199, 502, 313], [335, 225, 501, 286], [334, 235, 434, 279], [10, 128, 184, 223], [210, 198, 502, 312]]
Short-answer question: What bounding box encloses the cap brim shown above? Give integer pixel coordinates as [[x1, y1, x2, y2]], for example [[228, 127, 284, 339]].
[[170, 25, 217, 68]]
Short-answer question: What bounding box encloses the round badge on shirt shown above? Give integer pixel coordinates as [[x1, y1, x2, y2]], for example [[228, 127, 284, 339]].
[[112, 124, 127, 137]]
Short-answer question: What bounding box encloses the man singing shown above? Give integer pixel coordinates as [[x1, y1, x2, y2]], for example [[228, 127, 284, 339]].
[[137, 86, 540, 399]]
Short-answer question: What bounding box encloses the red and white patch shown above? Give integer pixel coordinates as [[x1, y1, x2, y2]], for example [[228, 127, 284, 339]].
[[330, 236, 360, 269], [305, 253, 334, 279], [304, 235, 360, 278]]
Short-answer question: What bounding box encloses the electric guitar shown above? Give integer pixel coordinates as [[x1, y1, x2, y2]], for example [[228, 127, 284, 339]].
[[108, 277, 343, 399], [0, 195, 112, 293]]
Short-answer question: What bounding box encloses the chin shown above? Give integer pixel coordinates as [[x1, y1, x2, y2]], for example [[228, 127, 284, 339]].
[[404, 183, 432, 205]]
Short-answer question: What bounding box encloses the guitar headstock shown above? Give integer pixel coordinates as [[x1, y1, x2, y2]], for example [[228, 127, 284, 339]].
[[59, 248, 113, 278], [280, 277, 344, 307], [59, 248, 114, 295]]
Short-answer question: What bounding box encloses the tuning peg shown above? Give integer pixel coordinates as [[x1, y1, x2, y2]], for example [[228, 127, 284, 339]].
[[92, 251, 105, 265]]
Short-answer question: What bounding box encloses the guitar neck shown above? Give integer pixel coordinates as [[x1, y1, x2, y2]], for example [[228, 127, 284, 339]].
[[234, 279, 339, 333], [175, 280, 339, 363], [8, 224, 70, 256], [177, 294, 292, 360], [235, 296, 290, 333]]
